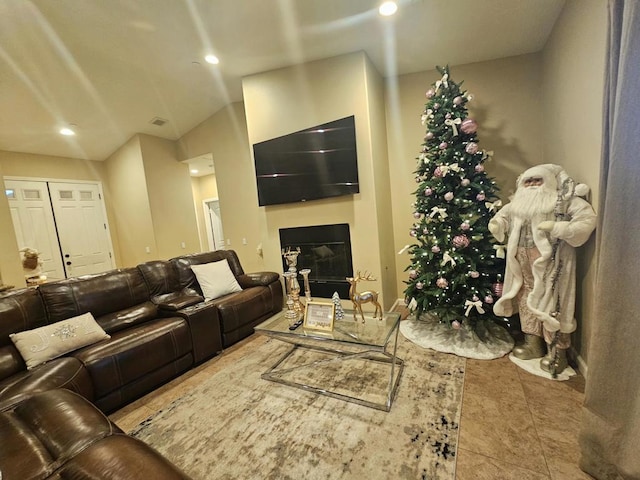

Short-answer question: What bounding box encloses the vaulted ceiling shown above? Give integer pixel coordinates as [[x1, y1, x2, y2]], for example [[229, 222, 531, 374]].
[[0, 0, 566, 162]]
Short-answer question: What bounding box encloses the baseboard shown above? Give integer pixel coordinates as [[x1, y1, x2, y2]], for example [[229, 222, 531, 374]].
[[390, 298, 406, 312], [572, 348, 588, 379]]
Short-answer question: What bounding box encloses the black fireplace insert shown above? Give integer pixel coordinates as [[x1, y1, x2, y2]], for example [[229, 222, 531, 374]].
[[279, 223, 353, 299]]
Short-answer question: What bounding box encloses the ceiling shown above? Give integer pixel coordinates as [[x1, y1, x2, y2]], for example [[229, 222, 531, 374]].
[[0, 0, 566, 168]]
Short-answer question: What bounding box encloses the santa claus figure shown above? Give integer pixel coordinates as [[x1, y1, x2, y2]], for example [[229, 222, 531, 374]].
[[488, 164, 596, 375]]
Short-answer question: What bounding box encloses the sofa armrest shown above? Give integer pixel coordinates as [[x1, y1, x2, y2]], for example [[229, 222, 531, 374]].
[[163, 302, 222, 363], [237, 272, 280, 289], [154, 291, 204, 311]]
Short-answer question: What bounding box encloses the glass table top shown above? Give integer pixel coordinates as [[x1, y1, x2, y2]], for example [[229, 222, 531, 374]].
[[255, 309, 401, 349]]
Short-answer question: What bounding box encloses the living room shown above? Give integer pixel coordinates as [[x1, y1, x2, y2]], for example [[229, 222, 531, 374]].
[[1, 1, 637, 478]]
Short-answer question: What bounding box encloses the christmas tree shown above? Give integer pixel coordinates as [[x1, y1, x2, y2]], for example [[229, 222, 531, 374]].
[[404, 66, 503, 331]]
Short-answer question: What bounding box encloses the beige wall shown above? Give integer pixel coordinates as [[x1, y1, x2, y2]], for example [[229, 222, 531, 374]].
[[387, 54, 545, 302], [178, 103, 264, 273], [139, 134, 200, 260], [104, 136, 155, 266], [242, 52, 393, 308], [0, 150, 120, 284], [541, 0, 607, 365]]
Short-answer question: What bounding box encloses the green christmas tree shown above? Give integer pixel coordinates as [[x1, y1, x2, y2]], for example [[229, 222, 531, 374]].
[[404, 66, 503, 331]]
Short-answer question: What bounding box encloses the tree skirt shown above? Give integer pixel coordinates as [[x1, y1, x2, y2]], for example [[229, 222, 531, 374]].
[[400, 313, 514, 360], [508, 354, 577, 381]]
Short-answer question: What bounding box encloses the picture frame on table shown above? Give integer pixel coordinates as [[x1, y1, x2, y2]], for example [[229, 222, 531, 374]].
[[303, 301, 335, 331]]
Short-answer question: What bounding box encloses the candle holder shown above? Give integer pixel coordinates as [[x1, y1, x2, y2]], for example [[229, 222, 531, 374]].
[[282, 248, 304, 315], [299, 268, 312, 303]]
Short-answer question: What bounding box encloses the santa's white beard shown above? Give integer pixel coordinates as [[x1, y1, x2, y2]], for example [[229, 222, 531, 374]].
[[510, 185, 557, 221]]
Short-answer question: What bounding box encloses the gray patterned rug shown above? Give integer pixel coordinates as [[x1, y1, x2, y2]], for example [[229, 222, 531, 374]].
[[130, 326, 465, 479]]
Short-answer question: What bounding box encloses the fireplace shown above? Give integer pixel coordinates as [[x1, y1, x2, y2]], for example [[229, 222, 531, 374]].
[[279, 223, 353, 299]]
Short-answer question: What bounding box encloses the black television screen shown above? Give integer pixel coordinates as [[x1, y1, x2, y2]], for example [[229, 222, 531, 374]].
[[253, 115, 359, 206]]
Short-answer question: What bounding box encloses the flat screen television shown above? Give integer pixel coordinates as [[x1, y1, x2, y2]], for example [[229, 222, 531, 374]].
[[253, 115, 359, 206]]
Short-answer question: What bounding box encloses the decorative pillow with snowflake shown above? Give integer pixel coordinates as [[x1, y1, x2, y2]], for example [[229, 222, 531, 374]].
[[9, 312, 110, 370]]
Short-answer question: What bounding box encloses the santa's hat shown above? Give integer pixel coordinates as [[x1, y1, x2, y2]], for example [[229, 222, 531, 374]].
[[518, 163, 590, 198]]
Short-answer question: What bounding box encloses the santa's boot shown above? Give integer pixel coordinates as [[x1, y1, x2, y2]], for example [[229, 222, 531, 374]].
[[540, 347, 568, 374], [512, 334, 546, 360]]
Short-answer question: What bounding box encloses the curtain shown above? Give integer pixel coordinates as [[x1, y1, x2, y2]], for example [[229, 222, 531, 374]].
[[579, 1, 640, 479]]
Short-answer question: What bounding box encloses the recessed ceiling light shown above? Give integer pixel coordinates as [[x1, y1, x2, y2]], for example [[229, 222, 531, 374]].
[[191, 169, 199, 174], [204, 54, 219, 65], [379, 1, 398, 16], [60, 127, 76, 136]]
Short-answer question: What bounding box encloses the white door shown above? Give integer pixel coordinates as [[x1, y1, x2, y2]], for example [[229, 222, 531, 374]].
[[49, 182, 113, 277], [204, 199, 225, 250], [5, 180, 66, 280]]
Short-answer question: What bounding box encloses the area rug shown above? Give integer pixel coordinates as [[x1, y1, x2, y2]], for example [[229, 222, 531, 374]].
[[129, 327, 465, 479]]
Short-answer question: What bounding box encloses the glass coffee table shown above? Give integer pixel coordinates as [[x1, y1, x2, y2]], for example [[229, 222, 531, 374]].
[[254, 309, 403, 412]]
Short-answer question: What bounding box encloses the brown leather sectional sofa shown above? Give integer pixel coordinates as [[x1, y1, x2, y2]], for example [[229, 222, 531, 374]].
[[0, 249, 283, 479]]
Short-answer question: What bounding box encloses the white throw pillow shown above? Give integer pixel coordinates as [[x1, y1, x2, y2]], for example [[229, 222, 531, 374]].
[[10, 312, 110, 370], [190, 260, 243, 300]]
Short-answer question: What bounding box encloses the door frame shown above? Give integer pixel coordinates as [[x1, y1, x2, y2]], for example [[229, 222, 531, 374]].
[[4, 176, 116, 276], [202, 197, 225, 251]]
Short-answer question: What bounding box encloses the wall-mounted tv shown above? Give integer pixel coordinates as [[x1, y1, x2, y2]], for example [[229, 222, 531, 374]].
[[253, 115, 359, 206]]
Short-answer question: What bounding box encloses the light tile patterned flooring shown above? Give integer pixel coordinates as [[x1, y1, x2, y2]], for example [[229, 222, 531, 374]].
[[110, 333, 593, 479]]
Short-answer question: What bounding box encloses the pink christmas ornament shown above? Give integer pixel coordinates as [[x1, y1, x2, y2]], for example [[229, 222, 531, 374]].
[[424, 187, 433, 196], [444, 192, 454, 201], [452, 320, 461, 329], [413, 211, 421, 219], [415, 176, 422, 183], [409, 270, 417, 279], [475, 164, 485, 173], [422, 227, 429, 234], [472, 295, 479, 301], [484, 295, 494, 304], [416, 281, 424, 290], [445, 113, 452, 119], [460, 118, 478, 134], [433, 103, 440, 110], [426, 89, 435, 98], [431, 245, 441, 253], [491, 282, 504, 297], [452, 234, 470, 248], [425, 131, 434, 140], [469, 271, 480, 278], [434, 167, 443, 177], [439, 142, 448, 150], [453, 96, 463, 106], [465, 142, 479, 154], [436, 277, 448, 289], [460, 221, 470, 231], [461, 178, 470, 187], [410, 229, 417, 237], [476, 192, 486, 201]]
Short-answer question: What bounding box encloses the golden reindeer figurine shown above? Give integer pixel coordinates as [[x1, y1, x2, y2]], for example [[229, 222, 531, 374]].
[[346, 270, 382, 323]]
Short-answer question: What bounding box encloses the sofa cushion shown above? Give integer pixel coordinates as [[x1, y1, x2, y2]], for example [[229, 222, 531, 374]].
[[58, 434, 192, 479], [0, 356, 93, 411], [10, 312, 110, 370], [190, 260, 242, 300], [72, 317, 192, 400], [209, 286, 273, 334], [39, 268, 152, 324], [0, 389, 120, 479]]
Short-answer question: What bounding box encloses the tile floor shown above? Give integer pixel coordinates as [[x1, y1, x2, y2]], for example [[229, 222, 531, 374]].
[[110, 334, 593, 479]]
